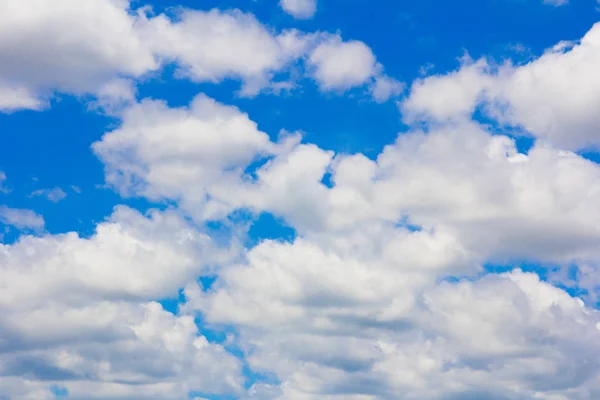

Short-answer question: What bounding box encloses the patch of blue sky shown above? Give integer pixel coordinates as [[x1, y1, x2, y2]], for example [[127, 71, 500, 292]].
[[442, 261, 591, 304], [50, 384, 69, 397], [247, 212, 297, 246]]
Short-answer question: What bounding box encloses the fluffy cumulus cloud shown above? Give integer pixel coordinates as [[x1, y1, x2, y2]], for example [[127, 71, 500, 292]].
[[140, 8, 313, 96], [93, 94, 276, 221], [403, 23, 600, 150], [0, 0, 157, 111], [4, 1, 600, 400], [280, 0, 318, 19], [0, 206, 44, 230], [0, 206, 243, 399], [307, 34, 403, 101], [97, 95, 600, 266], [309, 38, 376, 90], [187, 253, 600, 400], [90, 87, 600, 398], [0, 0, 400, 111]]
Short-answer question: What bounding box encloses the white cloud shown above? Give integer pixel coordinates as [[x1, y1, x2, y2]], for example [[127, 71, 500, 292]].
[[0, 302, 243, 399], [0, 206, 232, 304], [141, 9, 398, 99], [187, 235, 600, 399], [0, 206, 44, 230], [402, 58, 494, 123], [0, 0, 159, 112], [30, 187, 67, 203], [0, 0, 400, 110], [370, 75, 405, 103], [90, 90, 600, 398], [309, 38, 377, 90], [93, 94, 275, 221], [226, 122, 600, 268], [402, 23, 600, 150], [280, 0, 317, 19], [361, 123, 600, 264], [0, 206, 243, 399], [96, 96, 600, 266], [0, 1, 307, 109], [141, 9, 313, 96], [4, 3, 600, 398], [307, 34, 401, 101], [0, 82, 44, 112]]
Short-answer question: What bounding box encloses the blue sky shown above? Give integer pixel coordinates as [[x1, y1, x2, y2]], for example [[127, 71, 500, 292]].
[[2, 0, 600, 399]]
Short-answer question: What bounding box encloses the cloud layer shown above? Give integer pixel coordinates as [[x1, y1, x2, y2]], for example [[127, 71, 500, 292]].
[[2, 1, 600, 399]]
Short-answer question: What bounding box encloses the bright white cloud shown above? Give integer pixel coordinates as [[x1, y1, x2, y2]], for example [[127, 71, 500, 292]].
[[0, 82, 44, 112], [0, 301, 243, 399], [93, 94, 276, 221], [3, 1, 600, 399], [364, 123, 600, 264], [0, 1, 307, 109], [187, 236, 600, 399], [0, 206, 243, 399], [228, 123, 600, 268], [0, 0, 400, 111], [402, 58, 494, 122], [309, 38, 377, 90], [89, 93, 600, 395], [280, 0, 317, 19], [0, 0, 158, 111], [306, 35, 401, 101], [97, 95, 600, 266], [89, 86, 600, 397], [371, 75, 405, 103], [0, 206, 44, 230], [141, 9, 313, 96], [403, 23, 600, 150], [0, 206, 233, 304]]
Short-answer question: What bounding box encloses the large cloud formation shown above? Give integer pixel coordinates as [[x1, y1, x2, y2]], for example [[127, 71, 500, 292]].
[[3, 1, 600, 400], [0, 0, 399, 111], [402, 23, 600, 150], [0, 207, 244, 399]]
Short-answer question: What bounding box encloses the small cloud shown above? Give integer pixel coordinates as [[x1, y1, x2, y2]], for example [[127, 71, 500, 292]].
[[71, 185, 82, 194], [507, 43, 528, 54], [280, 0, 317, 19], [419, 63, 435, 76], [308, 37, 377, 91], [370, 75, 404, 103], [0, 171, 8, 193], [30, 187, 67, 203], [543, 0, 568, 6], [0, 206, 45, 230], [269, 80, 298, 96]]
